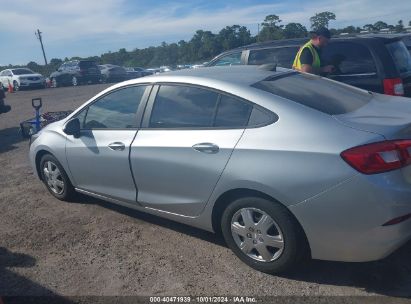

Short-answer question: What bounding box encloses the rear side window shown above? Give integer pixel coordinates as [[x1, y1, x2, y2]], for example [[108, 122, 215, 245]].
[[386, 41, 411, 74], [150, 85, 219, 128], [248, 47, 299, 68], [214, 95, 252, 127], [252, 73, 372, 115], [322, 42, 377, 75], [212, 52, 243, 66]]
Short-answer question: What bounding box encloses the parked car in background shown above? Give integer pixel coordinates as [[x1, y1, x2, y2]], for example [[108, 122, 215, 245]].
[[207, 35, 411, 97], [30, 66, 411, 274], [50, 60, 101, 88], [98, 64, 128, 83], [125, 67, 153, 79], [0, 68, 45, 91]]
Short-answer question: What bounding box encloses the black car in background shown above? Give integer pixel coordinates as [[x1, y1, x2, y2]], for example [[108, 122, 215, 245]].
[[98, 64, 128, 83], [50, 60, 101, 87], [207, 35, 411, 97]]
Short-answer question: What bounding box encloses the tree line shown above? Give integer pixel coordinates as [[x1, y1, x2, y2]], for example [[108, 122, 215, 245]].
[[2, 12, 410, 76]]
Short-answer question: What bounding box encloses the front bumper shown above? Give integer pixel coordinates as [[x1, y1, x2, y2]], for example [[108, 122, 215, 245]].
[[19, 81, 45, 89], [289, 168, 411, 262]]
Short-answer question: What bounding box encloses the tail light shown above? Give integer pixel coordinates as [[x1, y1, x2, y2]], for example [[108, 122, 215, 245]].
[[382, 213, 411, 226], [383, 78, 404, 96], [341, 140, 411, 174]]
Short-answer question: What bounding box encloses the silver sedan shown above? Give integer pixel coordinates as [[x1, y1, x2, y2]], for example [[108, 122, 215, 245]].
[[29, 66, 411, 273]]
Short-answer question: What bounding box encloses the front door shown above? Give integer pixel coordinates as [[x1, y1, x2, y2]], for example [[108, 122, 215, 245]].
[[65, 85, 149, 202]]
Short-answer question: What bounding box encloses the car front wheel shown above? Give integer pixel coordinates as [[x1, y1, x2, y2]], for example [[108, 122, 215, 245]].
[[221, 196, 307, 274], [40, 154, 75, 201]]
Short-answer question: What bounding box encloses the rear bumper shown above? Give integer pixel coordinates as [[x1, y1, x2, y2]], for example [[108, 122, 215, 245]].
[[289, 169, 411, 262]]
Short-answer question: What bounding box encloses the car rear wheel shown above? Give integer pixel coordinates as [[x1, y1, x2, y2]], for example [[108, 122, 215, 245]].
[[13, 80, 19, 92], [72, 76, 78, 86], [40, 154, 75, 201], [221, 196, 307, 274]]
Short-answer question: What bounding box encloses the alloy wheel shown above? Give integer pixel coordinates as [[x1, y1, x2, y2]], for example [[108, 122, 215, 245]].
[[42, 161, 65, 195], [231, 207, 284, 262]]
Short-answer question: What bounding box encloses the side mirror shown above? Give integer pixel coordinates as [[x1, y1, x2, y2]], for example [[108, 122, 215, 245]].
[[64, 118, 80, 138]]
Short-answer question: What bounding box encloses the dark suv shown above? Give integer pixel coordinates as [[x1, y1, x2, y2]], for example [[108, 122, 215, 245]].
[[50, 60, 101, 87], [207, 35, 411, 97]]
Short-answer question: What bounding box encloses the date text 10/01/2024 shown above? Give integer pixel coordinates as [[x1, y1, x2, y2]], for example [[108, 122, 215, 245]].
[[149, 297, 257, 303]]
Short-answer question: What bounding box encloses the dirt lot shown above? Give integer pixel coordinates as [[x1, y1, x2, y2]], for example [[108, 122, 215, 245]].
[[0, 84, 411, 301]]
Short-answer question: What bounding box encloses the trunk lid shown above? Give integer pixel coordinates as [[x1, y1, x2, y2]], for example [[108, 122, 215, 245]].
[[334, 93, 411, 139]]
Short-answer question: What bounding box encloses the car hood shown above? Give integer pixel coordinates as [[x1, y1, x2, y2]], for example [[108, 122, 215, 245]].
[[17, 73, 43, 78], [334, 93, 411, 140]]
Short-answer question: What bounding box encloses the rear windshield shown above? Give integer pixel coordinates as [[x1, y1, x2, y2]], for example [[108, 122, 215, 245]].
[[79, 61, 97, 68], [386, 41, 411, 74], [12, 69, 34, 75], [252, 73, 372, 115]]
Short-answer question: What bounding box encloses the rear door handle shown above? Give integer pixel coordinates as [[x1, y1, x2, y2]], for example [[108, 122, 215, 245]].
[[192, 143, 219, 154], [108, 142, 125, 151]]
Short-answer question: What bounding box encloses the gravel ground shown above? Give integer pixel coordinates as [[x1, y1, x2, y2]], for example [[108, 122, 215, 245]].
[[0, 85, 411, 301]]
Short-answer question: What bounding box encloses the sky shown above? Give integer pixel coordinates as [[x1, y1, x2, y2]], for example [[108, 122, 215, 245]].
[[0, 0, 410, 66]]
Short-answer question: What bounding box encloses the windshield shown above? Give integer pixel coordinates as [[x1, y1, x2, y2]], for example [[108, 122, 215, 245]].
[[12, 68, 35, 75], [252, 73, 372, 115], [386, 41, 411, 74]]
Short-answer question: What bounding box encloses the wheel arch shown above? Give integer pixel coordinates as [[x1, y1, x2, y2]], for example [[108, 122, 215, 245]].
[[211, 188, 311, 257], [35, 150, 53, 180]]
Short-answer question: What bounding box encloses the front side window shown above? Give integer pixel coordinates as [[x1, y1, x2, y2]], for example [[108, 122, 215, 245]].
[[322, 42, 377, 75], [248, 47, 299, 68], [150, 85, 219, 128], [82, 86, 147, 129], [212, 52, 243, 66]]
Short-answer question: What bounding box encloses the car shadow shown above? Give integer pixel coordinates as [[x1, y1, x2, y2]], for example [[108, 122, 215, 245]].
[[75, 194, 226, 247], [279, 241, 411, 298], [0, 247, 73, 303], [74, 194, 411, 297], [0, 127, 26, 154]]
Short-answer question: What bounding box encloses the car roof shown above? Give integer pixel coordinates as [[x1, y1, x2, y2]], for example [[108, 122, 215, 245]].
[[219, 35, 403, 53], [146, 65, 290, 86]]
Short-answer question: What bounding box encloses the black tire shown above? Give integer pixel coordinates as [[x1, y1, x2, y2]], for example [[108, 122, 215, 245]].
[[72, 76, 78, 86], [39, 154, 76, 201], [13, 80, 19, 92], [221, 196, 308, 274]]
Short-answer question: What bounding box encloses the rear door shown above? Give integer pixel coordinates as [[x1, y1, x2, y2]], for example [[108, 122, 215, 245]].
[[130, 84, 253, 216], [66, 85, 150, 202], [322, 41, 381, 93]]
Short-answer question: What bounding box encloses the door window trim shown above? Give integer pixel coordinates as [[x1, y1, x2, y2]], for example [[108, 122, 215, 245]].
[[71, 84, 153, 131], [141, 82, 278, 130]]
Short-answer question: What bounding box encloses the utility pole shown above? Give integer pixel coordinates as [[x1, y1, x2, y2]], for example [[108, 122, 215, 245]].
[[257, 23, 260, 42], [35, 29, 48, 65]]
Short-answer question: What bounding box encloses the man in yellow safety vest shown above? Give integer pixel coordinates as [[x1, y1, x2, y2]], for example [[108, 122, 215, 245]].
[[292, 27, 335, 75]]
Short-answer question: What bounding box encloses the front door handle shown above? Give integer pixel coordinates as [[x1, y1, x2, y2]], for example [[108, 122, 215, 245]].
[[108, 142, 125, 151], [192, 143, 219, 154]]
